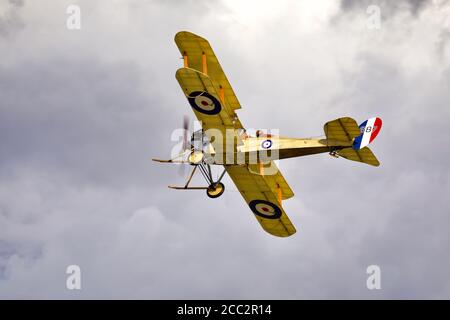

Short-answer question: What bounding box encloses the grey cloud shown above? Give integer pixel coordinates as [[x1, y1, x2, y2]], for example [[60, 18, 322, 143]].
[[340, 0, 430, 16], [1, 0, 450, 299], [0, 58, 163, 188], [0, 0, 25, 38]]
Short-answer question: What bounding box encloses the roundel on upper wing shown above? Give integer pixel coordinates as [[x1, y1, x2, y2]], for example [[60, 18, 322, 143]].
[[249, 199, 282, 219], [187, 91, 222, 115], [261, 139, 272, 149]]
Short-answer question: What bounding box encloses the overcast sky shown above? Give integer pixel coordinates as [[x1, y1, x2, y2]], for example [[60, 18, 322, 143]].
[[1, 0, 450, 299]]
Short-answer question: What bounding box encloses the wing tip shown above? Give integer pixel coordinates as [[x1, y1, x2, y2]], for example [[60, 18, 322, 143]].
[[174, 31, 209, 45], [268, 228, 297, 237]]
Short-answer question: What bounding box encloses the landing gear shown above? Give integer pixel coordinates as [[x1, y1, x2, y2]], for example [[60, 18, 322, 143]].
[[329, 150, 339, 158], [188, 150, 204, 164], [206, 182, 225, 198], [155, 128, 227, 198], [164, 157, 227, 199]]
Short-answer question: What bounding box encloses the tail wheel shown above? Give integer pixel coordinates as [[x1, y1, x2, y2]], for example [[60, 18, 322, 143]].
[[206, 182, 225, 198]]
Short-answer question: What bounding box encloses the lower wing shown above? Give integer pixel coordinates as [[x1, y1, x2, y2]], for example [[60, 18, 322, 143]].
[[226, 163, 296, 237]]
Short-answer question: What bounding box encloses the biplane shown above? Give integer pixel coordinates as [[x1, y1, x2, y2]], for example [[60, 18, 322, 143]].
[[153, 31, 382, 237]]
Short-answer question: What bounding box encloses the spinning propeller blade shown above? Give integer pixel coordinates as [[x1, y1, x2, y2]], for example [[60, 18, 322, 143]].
[[178, 115, 191, 177]]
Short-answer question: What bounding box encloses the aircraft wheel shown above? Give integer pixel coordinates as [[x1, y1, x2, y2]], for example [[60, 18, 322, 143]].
[[206, 182, 225, 198]]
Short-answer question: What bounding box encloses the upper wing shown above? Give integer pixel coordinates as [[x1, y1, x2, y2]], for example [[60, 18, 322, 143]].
[[175, 31, 241, 112], [324, 117, 361, 143], [176, 68, 242, 130], [226, 163, 297, 237], [176, 68, 243, 156]]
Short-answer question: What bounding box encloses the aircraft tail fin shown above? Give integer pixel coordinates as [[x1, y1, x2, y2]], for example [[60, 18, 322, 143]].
[[352, 117, 382, 150]]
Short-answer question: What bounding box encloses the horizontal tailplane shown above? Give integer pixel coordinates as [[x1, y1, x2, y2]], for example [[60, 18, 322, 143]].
[[337, 147, 380, 167]]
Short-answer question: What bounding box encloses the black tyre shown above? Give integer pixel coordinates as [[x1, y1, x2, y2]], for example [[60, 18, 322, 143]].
[[206, 182, 225, 198]]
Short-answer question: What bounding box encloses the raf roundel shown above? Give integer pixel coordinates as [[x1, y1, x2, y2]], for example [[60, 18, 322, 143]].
[[261, 139, 272, 149], [249, 200, 282, 219], [187, 91, 222, 115]]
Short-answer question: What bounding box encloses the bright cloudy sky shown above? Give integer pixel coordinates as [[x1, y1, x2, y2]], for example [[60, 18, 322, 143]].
[[1, 0, 450, 299]]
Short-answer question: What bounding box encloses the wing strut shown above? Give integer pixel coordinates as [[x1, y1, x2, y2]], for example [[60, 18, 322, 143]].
[[183, 52, 188, 68]]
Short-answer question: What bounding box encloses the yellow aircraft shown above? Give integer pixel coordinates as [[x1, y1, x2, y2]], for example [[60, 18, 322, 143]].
[[154, 31, 382, 237]]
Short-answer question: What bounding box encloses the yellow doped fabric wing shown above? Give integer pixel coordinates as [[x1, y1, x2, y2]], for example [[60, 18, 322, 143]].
[[226, 164, 297, 237], [175, 31, 296, 237], [176, 67, 241, 129], [247, 162, 294, 200], [175, 31, 241, 113], [176, 68, 244, 156], [324, 117, 361, 143]]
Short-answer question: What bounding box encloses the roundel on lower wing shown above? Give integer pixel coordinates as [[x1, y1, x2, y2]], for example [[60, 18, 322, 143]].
[[187, 91, 222, 115], [261, 139, 272, 149], [249, 200, 282, 219]]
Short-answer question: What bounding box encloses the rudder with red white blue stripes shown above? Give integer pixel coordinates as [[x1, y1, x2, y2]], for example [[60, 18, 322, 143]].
[[352, 117, 382, 150]]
